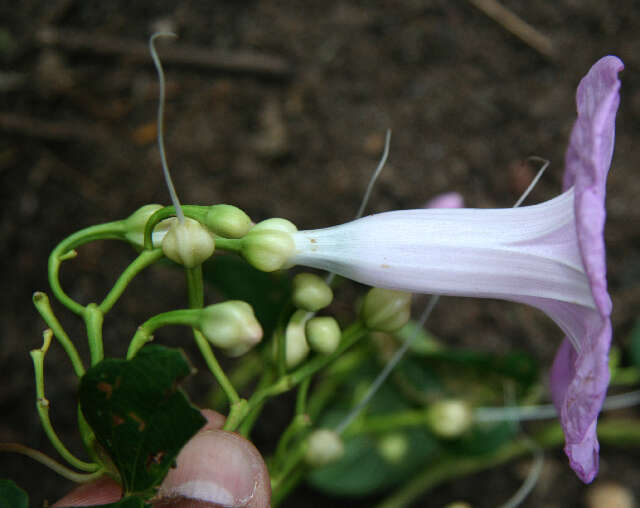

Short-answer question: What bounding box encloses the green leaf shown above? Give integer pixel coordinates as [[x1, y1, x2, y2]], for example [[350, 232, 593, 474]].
[[0, 480, 28, 508], [202, 255, 290, 338], [392, 348, 538, 406], [79, 345, 206, 496], [448, 420, 518, 455], [309, 378, 440, 496], [309, 416, 439, 495]]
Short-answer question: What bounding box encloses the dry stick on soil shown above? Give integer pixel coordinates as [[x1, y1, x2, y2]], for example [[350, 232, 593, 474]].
[[35, 27, 292, 78], [465, 0, 556, 60]]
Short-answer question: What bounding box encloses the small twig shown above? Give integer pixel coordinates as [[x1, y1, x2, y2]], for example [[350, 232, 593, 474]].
[[466, 0, 556, 60], [36, 27, 292, 78]]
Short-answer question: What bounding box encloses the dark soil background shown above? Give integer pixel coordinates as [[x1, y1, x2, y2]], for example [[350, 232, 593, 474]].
[[1, 1, 639, 507]]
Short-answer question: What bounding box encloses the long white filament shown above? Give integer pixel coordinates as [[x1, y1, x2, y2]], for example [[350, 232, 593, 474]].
[[325, 129, 391, 287], [498, 439, 544, 508], [334, 295, 439, 435], [355, 129, 392, 219], [149, 32, 184, 224]]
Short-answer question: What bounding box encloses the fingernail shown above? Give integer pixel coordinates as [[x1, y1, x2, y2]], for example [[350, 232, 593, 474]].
[[156, 429, 269, 508]]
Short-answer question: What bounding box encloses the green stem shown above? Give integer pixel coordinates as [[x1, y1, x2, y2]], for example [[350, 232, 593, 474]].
[[207, 353, 262, 411], [186, 265, 204, 308], [32, 292, 85, 377], [214, 237, 243, 253], [0, 443, 105, 483], [77, 407, 99, 464], [126, 309, 201, 358], [185, 265, 241, 408], [274, 304, 295, 378], [247, 321, 367, 413], [307, 347, 369, 420], [49, 221, 126, 315], [273, 413, 311, 470], [271, 467, 304, 508], [193, 329, 240, 405], [99, 249, 164, 314], [270, 440, 308, 493], [296, 377, 311, 416], [345, 408, 431, 436], [237, 367, 276, 437], [30, 331, 99, 473], [83, 304, 104, 366], [223, 399, 249, 431]]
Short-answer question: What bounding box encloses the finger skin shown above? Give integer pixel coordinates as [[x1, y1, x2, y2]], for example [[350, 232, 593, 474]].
[[53, 410, 270, 508]]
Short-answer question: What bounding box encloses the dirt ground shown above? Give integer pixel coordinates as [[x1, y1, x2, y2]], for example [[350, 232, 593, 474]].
[[1, 1, 639, 507]]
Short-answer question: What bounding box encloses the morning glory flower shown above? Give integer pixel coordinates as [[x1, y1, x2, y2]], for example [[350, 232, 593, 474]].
[[288, 56, 623, 483]]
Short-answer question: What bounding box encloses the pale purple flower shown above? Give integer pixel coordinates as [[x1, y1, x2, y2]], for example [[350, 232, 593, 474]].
[[550, 55, 623, 483], [288, 56, 623, 482]]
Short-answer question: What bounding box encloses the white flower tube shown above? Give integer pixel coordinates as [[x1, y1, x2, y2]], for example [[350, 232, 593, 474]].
[[291, 187, 594, 333]]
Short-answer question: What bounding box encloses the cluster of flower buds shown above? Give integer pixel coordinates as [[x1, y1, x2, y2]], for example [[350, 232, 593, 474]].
[[283, 273, 341, 368]]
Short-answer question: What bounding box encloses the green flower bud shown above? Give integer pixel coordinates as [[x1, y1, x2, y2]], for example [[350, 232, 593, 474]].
[[284, 309, 310, 368], [161, 217, 215, 268], [242, 228, 295, 272], [123, 204, 163, 249], [251, 218, 297, 234], [360, 288, 412, 332], [199, 301, 263, 357], [426, 399, 473, 439], [306, 316, 341, 355], [377, 432, 409, 464], [204, 204, 253, 238], [305, 429, 344, 467], [292, 273, 333, 311]]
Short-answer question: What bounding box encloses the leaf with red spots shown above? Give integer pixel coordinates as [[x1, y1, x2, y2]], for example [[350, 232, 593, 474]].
[[79, 345, 206, 497]]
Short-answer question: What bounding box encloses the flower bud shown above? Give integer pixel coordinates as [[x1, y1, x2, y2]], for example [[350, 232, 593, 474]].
[[304, 429, 344, 467], [426, 399, 473, 439], [251, 218, 297, 234], [161, 217, 215, 268], [198, 301, 263, 357], [360, 288, 412, 332], [306, 316, 341, 355], [292, 273, 333, 311], [123, 204, 163, 248], [284, 309, 310, 368], [242, 228, 295, 272], [204, 204, 253, 238], [377, 433, 409, 464]]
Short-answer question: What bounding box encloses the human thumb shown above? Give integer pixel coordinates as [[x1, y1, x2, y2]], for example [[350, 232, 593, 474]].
[[154, 427, 270, 508], [53, 410, 270, 508]]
